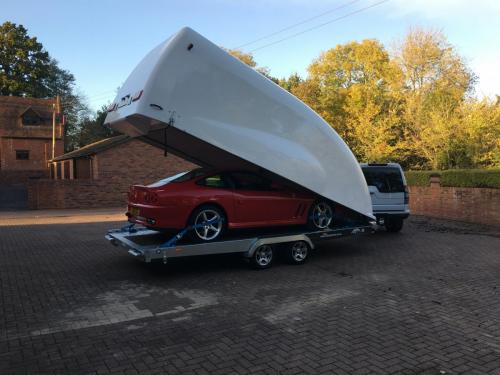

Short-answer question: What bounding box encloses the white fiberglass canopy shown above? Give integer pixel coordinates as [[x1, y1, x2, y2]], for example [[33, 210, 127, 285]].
[[104, 27, 373, 219]]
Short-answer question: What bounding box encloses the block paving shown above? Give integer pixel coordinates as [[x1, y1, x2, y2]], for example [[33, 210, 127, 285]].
[[0, 216, 499, 374]]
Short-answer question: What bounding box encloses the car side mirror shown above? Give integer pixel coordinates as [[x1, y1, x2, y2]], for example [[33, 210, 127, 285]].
[[368, 185, 377, 194]]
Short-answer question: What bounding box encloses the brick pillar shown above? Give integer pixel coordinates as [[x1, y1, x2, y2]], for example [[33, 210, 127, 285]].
[[69, 159, 74, 180], [92, 155, 99, 179]]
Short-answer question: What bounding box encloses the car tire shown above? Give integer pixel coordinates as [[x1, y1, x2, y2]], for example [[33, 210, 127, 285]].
[[307, 201, 334, 231], [385, 217, 403, 232], [286, 241, 310, 265], [251, 244, 274, 269], [187, 205, 226, 242]]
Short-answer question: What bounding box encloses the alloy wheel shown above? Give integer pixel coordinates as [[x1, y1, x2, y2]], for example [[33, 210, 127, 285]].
[[291, 241, 309, 262], [194, 209, 223, 241], [312, 202, 333, 229], [254, 245, 273, 267]]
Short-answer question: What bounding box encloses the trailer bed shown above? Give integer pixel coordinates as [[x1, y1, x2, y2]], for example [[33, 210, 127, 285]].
[[106, 224, 374, 264]]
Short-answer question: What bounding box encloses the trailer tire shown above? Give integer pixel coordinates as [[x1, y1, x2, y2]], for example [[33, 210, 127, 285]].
[[307, 201, 334, 230], [385, 217, 403, 233], [188, 205, 227, 242], [286, 241, 310, 265], [251, 244, 274, 269]]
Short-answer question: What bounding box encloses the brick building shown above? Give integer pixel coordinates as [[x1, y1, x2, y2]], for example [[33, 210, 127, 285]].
[[0, 96, 64, 208], [29, 135, 196, 209]]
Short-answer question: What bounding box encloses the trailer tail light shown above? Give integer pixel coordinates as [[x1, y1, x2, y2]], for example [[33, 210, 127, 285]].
[[404, 186, 409, 204]]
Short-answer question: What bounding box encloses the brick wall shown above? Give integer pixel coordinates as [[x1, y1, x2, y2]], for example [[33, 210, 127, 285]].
[[0, 170, 48, 187], [409, 177, 500, 227], [0, 137, 63, 172], [0, 96, 64, 177], [28, 139, 197, 209]]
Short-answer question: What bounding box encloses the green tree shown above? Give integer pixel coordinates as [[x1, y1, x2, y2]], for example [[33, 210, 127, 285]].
[[77, 104, 117, 147], [0, 22, 51, 96], [0, 22, 88, 151]]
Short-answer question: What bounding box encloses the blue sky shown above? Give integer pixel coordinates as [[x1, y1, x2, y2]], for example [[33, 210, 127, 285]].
[[2, 0, 499, 110]]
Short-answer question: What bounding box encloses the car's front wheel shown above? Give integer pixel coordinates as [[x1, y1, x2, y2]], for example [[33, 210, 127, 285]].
[[307, 201, 334, 231], [188, 205, 226, 242]]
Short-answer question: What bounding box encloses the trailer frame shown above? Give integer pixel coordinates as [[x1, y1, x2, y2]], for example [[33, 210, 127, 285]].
[[105, 222, 375, 267]]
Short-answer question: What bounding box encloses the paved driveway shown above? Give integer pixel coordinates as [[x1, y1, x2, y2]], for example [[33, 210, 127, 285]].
[[0, 216, 499, 374]]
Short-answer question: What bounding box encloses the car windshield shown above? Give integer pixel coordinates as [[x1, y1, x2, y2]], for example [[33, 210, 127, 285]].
[[147, 169, 206, 187], [362, 167, 405, 193]]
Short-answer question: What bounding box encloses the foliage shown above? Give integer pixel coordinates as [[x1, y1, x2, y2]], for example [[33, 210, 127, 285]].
[[0, 22, 88, 151], [291, 39, 404, 163], [440, 169, 500, 189], [2, 23, 498, 165], [405, 171, 440, 186], [405, 169, 500, 188], [276, 28, 498, 170], [0, 22, 51, 96], [76, 104, 117, 148], [225, 48, 279, 83]]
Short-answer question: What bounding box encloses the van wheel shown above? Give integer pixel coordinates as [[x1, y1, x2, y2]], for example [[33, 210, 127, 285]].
[[286, 241, 310, 265], [252, 245, 274, 269], [385, 217, 403, 232], [307, 201, 334, 230], [188, 205, 226, 242]]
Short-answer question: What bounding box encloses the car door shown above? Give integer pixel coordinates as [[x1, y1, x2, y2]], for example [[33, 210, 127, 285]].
[[362, 167, 405, 212], [229, 172, 298, 226], [196, 173, 236, 217], [229, 172, 272, 226]]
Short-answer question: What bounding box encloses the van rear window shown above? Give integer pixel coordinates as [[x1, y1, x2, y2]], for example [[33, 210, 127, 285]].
[[362, 167, 405, 193]]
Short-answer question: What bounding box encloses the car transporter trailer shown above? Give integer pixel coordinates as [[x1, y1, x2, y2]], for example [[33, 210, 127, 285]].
[[106, 221, 375, 269]]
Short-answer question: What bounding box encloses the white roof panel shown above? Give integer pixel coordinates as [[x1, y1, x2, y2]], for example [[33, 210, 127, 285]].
[[104, 27, 373, 219]]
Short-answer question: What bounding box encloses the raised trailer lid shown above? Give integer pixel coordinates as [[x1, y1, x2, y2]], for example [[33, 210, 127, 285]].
[[104, 27, 373, 220]]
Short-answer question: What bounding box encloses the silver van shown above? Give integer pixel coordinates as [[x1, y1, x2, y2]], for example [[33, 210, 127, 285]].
[[360, 163, 410, 232]]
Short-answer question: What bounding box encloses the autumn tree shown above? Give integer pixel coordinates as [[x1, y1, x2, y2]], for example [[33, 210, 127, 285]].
[[225, 48, 278, 83], [277, 72, 303, 92], [290, 39, 403, 163], [393, 28, 477, 169]]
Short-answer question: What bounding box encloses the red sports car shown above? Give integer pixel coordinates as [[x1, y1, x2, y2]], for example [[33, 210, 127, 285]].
[[126, 169, 335, 242]]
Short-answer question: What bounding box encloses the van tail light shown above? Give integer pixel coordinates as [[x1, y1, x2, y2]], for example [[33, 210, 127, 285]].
[[404, 186, 409, 204]]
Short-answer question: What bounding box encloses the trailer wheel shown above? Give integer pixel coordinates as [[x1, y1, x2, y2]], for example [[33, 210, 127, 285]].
[[252, 245, 274, 269], [286, 241, 310, 265], [307, 201, 334, 230]]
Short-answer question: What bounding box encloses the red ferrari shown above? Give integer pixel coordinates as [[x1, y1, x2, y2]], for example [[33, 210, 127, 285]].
[[127, 169, 335, 242]]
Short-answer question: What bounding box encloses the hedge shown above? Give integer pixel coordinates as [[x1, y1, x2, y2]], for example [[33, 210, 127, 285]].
[[405, 169, 500, 188], [405, 171, 440, 186]]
